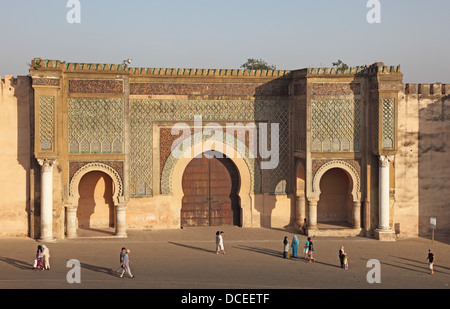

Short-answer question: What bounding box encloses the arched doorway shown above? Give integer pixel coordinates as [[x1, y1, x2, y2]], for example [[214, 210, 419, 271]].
[[317, 168, 353, 227], [181, 150, 240, 227], [77, 171, 115, 229]]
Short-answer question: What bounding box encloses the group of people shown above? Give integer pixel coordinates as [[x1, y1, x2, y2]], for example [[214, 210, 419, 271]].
[[33, 245, 50, 271], [283, 236, 316, 263], [31, 231, 438, 277], [283, 236, 437, 274]]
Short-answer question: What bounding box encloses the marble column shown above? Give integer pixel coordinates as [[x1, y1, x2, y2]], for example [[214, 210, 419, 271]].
[[296, 194, 306, 227], [375, 155, 395, 240], [378, 156, 393, 230], [115, 203, 127, 237], [37, 159, 56, 242], [308, 198, 318, 229], [65, 204, 77, 238]]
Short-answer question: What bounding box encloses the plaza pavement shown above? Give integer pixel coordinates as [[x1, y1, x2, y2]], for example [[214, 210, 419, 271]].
[[0, 226, 448, 293]]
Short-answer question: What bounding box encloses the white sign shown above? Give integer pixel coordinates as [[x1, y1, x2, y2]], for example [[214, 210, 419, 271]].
[[430, 217, 436, 229]]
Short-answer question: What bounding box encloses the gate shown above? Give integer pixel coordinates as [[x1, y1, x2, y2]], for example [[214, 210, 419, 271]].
[[181, 151, 240, 227]]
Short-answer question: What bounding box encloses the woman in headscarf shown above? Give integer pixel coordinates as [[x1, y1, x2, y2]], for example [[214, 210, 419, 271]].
[[42, 245, 50, 270], [291, 235, 299, 258], [339, 246, 346, 269]]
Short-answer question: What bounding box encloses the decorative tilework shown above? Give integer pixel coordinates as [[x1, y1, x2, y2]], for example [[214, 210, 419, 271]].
[[68, 98, 124, 154], [39, 96, 55, 151], [160, 131, 262, 195], [311, 99, 361, 152], [382, 98, 395, 149], [130, 99, 289, 196]]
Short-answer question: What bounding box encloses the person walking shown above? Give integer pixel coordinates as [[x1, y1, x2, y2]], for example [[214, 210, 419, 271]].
[[33, 245, 44, 271], [303, 237, 310, 259], [307, 237, 316, 263], [291, 235, 299, 258], [216, 231, 226, 255], [283, 236, 290, 259], [119, 249, 134, 278], [426, 249, 435, 275], [215, 231, 220, 254], [117, 247, 127, 274], [42, 245, 50, 270], [339, 246, 346, 269]]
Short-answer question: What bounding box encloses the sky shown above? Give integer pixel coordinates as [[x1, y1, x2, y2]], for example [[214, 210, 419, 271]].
[[0, 0, 449, 83]]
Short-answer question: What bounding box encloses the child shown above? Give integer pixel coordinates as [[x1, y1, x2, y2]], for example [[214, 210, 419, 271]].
[[343, 253, 349, 270]]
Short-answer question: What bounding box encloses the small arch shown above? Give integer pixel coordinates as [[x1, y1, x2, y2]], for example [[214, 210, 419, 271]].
[[317, 168, 353, 224], [77, 171, 115, 228], [312, 160, 361, 201], [69, 162, 124, 205]]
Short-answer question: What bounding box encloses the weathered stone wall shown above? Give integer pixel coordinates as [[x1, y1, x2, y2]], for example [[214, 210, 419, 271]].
[[0, 76, 31, 237], [396, 84, 450, 237]]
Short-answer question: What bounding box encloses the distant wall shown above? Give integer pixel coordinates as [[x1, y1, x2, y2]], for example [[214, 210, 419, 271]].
[[0, 76, 32, 237], [396, 83, 450, 237]]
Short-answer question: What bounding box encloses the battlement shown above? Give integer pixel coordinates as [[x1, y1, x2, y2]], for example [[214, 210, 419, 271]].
[[405, 83, 450, 96], [30, 58, 291, 77], [304, 63, 401, 76]]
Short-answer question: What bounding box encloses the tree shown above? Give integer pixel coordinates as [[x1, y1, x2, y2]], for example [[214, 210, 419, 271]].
[[332, 60, 349, 72], [241, 58, 276, 70]]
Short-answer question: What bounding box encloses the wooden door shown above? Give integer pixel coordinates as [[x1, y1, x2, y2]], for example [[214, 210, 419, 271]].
[[181, 152, 239, 227]]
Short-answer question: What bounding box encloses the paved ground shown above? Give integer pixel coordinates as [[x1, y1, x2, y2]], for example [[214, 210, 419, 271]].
[[0, 227, 448, 296]]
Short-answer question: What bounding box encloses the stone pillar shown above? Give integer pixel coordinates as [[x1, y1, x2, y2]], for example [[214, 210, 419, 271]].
[[115, 203, 127, 237], [375, 155, 395, 240], [296, 194, 306, 227], [307, 198, 318, 229], [353, 200, 361, 228], [37, 159, 56, 242], [65, 204, 77, 238]]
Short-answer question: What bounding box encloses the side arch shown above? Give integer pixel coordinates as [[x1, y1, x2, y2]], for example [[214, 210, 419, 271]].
[[312, 160, 361, 201], [69, 162, 124, 205], [65, 162, 127, 238]]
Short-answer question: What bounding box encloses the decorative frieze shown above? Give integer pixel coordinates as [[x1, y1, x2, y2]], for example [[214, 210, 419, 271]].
[[130, 82, 289, 97], [33, 78, 60, 87], [69, 80, 123, 93]]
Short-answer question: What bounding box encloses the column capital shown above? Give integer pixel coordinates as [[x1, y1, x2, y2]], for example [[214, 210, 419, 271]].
[[378, 155, 394, 167], [37, 158, 57, 171], [308, 198, 318, 206]]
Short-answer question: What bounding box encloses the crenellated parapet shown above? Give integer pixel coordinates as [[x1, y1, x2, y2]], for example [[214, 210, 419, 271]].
[[30, 57, 291, 77], [404, 83, 450, 97]]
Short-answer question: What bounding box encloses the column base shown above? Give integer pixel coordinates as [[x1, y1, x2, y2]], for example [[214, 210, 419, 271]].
[[374, 228, 396, 241], [38, 237, 57, 243], [115, 231, 128, 238]]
